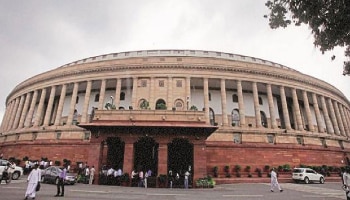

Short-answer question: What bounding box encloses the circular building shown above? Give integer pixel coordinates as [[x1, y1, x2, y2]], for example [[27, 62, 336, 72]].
[[0, 49, 350, 184]]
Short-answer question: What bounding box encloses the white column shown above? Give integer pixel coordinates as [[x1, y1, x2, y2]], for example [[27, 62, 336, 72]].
[[43, 86, 56, 126], [220, 79, 228, 126], [280, 86, 291, 130], [252, 82, 261, 128], [98, 79, 106, 110], [266, 84, 277, 129], [33, 88, 47, 127], [203, 78, 210, 124], [237, 80, 246, 127], [81, 81, 92, 123], [67, 82, 79, 125], [302, 90, 314, 132], [54, 84, 67, 126], [25, 90, 38, 127]]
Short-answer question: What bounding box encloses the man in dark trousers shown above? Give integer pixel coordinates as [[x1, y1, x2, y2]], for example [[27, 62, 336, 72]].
[[55, 165, 67, 197]]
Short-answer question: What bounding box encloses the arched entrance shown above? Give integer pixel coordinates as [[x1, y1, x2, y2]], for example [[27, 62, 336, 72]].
[[168, 138, 193, 188], [106, 137, 125, 169], [133, 137, 159, 175]]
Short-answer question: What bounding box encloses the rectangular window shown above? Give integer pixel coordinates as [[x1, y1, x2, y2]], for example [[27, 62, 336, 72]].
[[267, 134, 275, 144], [160, 58, 165, 61], [56, 132, 61, 140], [296, 136, 304, 145], [233, 133, 241, 144], [176, 80, 182, 87], [84, 132, 90, 140], [339, 140, 344, 149], [159, 80, 164, 87], [141, 80, 147, 87], [320, 138, 327, 148]]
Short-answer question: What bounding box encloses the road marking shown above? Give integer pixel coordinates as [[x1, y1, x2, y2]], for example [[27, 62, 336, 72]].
[[273, 183, 345, 199], [223, 194, 263, 197], [70, 189, 113, 194], [147, 193, 185, 196]]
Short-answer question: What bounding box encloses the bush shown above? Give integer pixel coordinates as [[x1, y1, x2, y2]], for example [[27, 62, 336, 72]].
[[196, 176, 215, 188]]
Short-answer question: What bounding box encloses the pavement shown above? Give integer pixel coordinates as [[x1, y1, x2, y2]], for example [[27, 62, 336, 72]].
[[0, 175, 348, 200]]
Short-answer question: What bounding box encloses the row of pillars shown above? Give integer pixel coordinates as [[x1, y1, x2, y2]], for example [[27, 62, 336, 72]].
[[1, 78, 350, 137]]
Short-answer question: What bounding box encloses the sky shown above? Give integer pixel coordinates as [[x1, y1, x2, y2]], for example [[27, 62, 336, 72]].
[[0, 0, 349, 124]]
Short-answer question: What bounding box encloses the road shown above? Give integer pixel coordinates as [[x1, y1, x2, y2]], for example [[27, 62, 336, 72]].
[[0, 177, 347, 200]]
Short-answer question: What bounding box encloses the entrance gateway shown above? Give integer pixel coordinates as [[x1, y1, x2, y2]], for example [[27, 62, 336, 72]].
[[79, 109, 217, 186]]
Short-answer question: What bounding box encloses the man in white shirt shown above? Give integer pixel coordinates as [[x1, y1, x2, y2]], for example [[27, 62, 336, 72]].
[[7, 160, 16, 183], [270, 168, 283, 192], [184, 171, 190, 189], [343, 167, 350, 200], [89, 166, 95, 185]]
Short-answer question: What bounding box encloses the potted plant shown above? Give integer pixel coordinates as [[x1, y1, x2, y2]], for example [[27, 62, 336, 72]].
[[140, 100, 150, 109], [190, 105, 198, 111], [224, 165, 231, 178], [157, 174, 167, 188], [256, 168, 262, 177], [213, 166, 218, 177], [120, 173, 130, 186], [234, 165, 241, 177]]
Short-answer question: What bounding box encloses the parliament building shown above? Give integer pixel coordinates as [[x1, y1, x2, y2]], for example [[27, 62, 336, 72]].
[[1, 49, 350, 183]]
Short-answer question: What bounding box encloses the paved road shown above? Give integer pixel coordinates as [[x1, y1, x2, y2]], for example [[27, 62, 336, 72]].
[[0, 177, 347, 200]]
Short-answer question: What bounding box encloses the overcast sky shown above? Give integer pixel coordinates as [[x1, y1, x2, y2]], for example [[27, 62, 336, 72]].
[[0, 0, 349, 123]]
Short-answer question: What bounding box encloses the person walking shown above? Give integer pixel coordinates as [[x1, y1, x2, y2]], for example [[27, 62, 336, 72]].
[[184, 171, 190, 189], [24, 164, 41, 200], [7, 160, 16, 183], [55, 165, 67, 197], [342, 167, 350, 200], [89, 166, 95, 185], [270, 168, 283, 192]]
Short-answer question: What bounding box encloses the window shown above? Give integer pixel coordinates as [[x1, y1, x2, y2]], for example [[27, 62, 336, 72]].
[[56, 132, 61, 140], [159, 80, 164, 87], [176, 80, 182, 87], [259, 97, 263, 105], [155, 99, 167, 110], [160, 58, 165, 61], [232, 94, 238, 102], [76, 96, 79, 104], [120, 92, 125, 101], [233, 133, 241, 144], [320, 138, 327, 148], [209, 93, 212, 101], [267, 134, 275, 144], [209, 108, 215, 126], [260, 111, 268, 128], [296, 136, 304, 145], [174, 99, 184, 110], [84, 131, 90, 140], [231, 109, 240, 126], [339, 140, 344, 149], [141, 80, 147, 87], [94, 94, 100, 102]]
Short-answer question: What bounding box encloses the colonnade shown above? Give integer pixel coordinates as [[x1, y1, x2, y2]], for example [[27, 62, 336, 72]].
[[1, 77, 350, 139]]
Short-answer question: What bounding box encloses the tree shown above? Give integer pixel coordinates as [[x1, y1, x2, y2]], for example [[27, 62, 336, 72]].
[[264, 0, 350, 75]]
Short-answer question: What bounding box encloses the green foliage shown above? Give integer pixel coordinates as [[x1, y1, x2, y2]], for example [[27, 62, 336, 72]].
[[190, 105, 198, 111], [156, 103, 167, 110], [195, 176, 215, 188], [264, 0, 350, 75], [105, 102, 116, 110], [224, 165, 230, 172], [121, 173, 130, 182], [55, 160, 61, 166], [234, 165, 241, 172], [140, 99, 149, 109], [158, 174, 167, 183]]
